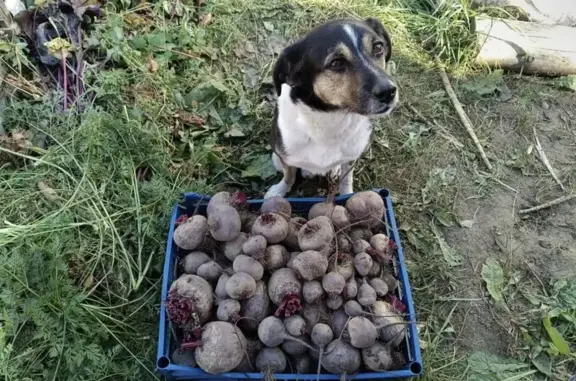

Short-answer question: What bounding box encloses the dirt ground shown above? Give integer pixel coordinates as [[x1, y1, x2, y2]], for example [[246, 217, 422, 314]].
[[445, 79, 576, 359]]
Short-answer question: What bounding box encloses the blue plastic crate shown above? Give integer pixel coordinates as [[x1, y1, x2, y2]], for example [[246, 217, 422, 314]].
[[156, 189, 423, 380]]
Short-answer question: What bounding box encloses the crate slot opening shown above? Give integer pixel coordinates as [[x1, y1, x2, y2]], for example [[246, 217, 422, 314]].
[[157, 356, 170, 369], [409, 361, 423, 375]]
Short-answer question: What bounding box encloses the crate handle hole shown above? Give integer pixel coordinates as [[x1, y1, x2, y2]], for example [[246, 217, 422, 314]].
[[409, 361, 423, 375], [378, 188, 389, 198], [157, 356, 170, 369]]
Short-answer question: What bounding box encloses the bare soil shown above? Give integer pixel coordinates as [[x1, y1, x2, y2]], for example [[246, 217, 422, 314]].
[[445, 78, 576, 358]]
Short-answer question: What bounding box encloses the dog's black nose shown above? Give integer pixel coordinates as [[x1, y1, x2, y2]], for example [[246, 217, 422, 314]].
[[372, 82, 397, 104]]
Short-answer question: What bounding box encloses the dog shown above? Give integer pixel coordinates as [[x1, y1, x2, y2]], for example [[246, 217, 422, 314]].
[[264, 17, 399, 199]]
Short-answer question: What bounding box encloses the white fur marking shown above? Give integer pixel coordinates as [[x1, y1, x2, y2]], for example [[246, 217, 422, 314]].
[[339, 163, 354, 195], [343, 24, 358, 49], [343, 24, 381, 76], [275, 83, 372, 176], [265, 180, 291, 198]]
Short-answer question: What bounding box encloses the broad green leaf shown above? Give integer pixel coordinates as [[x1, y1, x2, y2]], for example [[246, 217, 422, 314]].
[[430, 223, 461, 266], [531, 352, 552, 376], [130, 36, 147, 50], [147, 33, 167, 47], [467, 351, 528, 376], [481, 258, 505, 303], [241, 154, 277, 180], [461, 69, 505, 96], [550, 75, 576, 92], [435, 211, 454, 227], [542, 317, 570, 355]]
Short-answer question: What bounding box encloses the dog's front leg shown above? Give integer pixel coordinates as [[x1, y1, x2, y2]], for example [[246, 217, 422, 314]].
[[265, 153, 297, 198], [338, 162, 354, 195]]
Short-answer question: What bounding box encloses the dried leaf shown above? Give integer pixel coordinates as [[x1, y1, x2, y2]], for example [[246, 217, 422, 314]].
[[243, 67, 260, 90], [148, 57, 159, 72], [83, 275, 94, 289], [162, 0, 183, 17], [175, 111, 205, 127], [263, 21, 274, 31], [386, 60, 397, 76], [481, 258, 505, 303], [38, 181, 60, 202], [199, 13, 212, 26], [124, 13, 150, 28], [224, 128, 245, 138]]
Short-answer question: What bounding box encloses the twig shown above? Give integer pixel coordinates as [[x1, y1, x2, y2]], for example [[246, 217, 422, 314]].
[[405, 104, 464, 149], [519, 194, 576, 215], [533, 127, 565, 191], [436, 60, 493, 170], [478, 171, 518, 193]]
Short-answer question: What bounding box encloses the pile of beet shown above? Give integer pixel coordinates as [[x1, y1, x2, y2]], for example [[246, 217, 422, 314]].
[[166, 190, 409, 377]]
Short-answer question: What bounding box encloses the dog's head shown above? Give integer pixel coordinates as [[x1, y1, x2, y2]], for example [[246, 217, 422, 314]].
[[273, 18, 398, 116]]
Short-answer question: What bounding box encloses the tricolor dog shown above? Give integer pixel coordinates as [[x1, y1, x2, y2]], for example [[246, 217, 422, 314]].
[[265, 18, 398, 199]]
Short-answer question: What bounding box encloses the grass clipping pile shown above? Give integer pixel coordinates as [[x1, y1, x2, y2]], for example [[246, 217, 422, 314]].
[[166, 191, 409, 377]]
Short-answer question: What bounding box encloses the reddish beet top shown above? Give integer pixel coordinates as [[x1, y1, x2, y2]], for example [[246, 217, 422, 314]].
[[260, 213, 276, 225], [232, 191, 248, 207], [366, 247, 392, 265], [175, 214, 189, 226], [386, 294, 407, 314], [274, 293, 302, 318], [165, 288, 202, 350]]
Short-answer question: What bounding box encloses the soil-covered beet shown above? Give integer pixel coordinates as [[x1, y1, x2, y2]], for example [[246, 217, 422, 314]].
[[169, 191, 408, 376]]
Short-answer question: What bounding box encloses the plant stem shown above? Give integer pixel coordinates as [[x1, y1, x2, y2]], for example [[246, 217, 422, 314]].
[[62, 51, 68, 110]]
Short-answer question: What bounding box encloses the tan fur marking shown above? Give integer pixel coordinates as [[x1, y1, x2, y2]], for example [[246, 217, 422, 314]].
[[326, 43, 353, 64], [313, 70, 362, 110], [362, 34, 386, 68]]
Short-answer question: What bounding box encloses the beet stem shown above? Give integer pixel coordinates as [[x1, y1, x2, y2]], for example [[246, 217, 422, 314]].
[[62, 52, 68, 110]]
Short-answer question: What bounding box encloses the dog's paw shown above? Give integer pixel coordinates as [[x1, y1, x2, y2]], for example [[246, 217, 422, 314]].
[[301, 169, 315, 179], [264, 181, 290, 199], [338, 184, 353, 196], [328, 166, 342, 179]]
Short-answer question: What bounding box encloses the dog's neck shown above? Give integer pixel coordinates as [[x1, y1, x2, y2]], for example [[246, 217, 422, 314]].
[[278, 84, 371, 140]]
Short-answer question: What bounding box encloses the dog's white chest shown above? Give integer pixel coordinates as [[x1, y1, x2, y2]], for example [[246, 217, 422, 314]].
[[277, 85, 372, 175]]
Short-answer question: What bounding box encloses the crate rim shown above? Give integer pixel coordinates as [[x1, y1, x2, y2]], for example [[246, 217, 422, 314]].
[[156, 188, 423, 380]]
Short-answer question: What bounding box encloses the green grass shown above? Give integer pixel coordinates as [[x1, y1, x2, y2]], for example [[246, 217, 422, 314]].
[[1, 0, 575, 380]]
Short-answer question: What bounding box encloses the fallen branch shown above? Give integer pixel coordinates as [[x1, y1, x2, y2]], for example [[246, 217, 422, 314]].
[[436, 60, 493, 171], [519, 194, 576, 215], [533, 127, 565, 191]]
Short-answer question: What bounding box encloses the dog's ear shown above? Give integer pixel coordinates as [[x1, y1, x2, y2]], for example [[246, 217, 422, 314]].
[[364, 17, 392, 62], [273, 43, 303, 96]]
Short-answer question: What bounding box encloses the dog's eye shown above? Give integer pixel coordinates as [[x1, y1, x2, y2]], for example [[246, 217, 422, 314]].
[[328, 58, 346, 70], [373, 42, 385, 57]]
